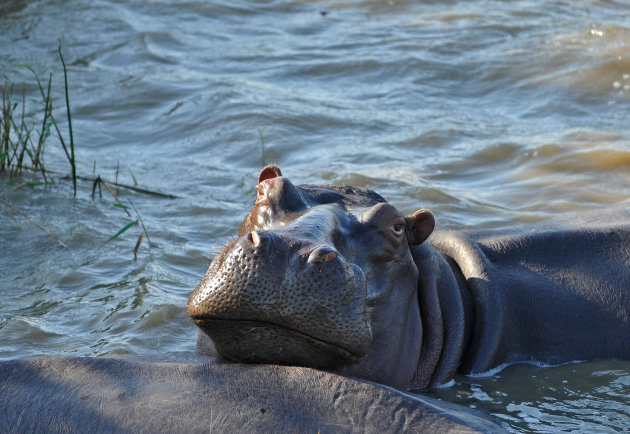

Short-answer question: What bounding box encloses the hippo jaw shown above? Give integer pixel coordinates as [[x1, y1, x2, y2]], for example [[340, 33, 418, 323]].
[[187, 230, 372, 369], [191, 319, 363, 369]]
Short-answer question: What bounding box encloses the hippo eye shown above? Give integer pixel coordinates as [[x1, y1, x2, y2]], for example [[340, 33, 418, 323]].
[[392, 223, 405, 235]]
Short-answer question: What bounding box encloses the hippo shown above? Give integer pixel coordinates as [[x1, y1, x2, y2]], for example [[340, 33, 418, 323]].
[[188, 165, 630, 391], [0, 356, 506, 433]]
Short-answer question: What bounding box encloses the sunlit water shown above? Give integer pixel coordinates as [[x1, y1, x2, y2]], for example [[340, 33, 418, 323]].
[[1, 1, 629, 432]]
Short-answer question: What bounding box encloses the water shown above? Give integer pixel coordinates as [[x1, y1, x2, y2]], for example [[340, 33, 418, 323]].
[[1, 0, 629, 431], [426, 361, 630, 433]]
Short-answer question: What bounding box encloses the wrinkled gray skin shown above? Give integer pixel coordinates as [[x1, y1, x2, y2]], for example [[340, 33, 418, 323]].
[[188, 165, 630, 390], [0, 356, 506, 433]]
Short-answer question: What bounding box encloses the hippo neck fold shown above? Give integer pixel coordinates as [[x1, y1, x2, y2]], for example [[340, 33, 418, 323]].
[[410, 242, 473, 388], [428, 230, 503, 376]]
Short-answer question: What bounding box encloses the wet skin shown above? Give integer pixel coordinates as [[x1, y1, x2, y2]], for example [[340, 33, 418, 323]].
[[188, 166, 630, 390], [0, 357, 508, 433]]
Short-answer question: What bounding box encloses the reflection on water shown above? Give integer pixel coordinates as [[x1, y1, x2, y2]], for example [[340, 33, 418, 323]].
[[1, 0, 629, 432]]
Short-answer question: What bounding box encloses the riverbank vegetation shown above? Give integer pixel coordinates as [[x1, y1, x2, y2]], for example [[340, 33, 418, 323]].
[[1, 45, 168, 259]]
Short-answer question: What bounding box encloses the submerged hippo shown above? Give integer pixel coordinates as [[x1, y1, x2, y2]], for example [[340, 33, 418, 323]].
[[0, 356, 506, 432], [188, 165, 630, 390]]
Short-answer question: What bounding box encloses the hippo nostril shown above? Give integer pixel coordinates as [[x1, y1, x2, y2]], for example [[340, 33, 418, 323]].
[[308, 247, 338, 264], [249, 231, 261, 246], [321, 251, 338, 262]]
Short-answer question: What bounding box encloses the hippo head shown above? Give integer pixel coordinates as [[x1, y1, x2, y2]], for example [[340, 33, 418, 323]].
[[188, 166, 435, 389]]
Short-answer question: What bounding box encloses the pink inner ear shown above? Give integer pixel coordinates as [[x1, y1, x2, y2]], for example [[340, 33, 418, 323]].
[[258, 165, 282, 183]]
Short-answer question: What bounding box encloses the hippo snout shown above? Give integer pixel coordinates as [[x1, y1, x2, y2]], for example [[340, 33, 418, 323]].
[[187, 229, 371, 369]]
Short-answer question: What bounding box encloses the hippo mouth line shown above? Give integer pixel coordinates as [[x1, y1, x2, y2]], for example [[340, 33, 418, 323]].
[[192, 316, 363, 367]]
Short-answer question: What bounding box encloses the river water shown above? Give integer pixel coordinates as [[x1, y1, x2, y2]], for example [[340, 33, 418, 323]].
[[1, 0, 629, 432]]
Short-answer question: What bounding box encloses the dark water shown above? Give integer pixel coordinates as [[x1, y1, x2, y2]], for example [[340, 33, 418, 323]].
[[1, 1, 629, 432]]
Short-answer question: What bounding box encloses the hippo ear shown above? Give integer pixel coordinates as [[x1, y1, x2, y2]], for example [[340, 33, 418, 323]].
[[405, 209, 435, 246], [258, 165, 282, 183]]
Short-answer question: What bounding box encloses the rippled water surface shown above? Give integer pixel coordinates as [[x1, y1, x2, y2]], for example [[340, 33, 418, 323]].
[[1, 1, 629, 432]]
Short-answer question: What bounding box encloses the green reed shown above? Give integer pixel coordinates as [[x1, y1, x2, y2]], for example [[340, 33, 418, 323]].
[[258, 128, 266, 167], [0, 76, 52, 180], [1, 46, 76, 195], [58, 43, 76, 197], [0, 46, 172, 258]]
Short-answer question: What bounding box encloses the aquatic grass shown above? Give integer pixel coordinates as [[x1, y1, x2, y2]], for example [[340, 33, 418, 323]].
[[1, 49, 76, 190], [1, 78, 44, 177], [0, 71, 72, 250], [106, 220, 139, 244], [258, 128, 266, 167], [115, 160, 120, 193], [96, 173, 156, 260], [57, 43, 76, 197], [1, 47, 175, 257], [0, 47, 77, 196], [128, 198, 156, 259], [84, 172, 177, 199], [93, 175, 130, 215], [106, 199, 153, 261]]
